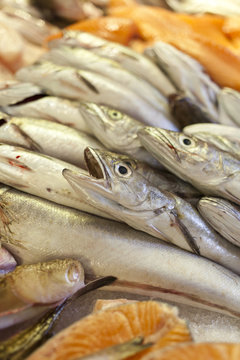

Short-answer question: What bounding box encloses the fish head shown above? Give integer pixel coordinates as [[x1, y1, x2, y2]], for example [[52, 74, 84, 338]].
[[9, 259, 85, 305], [78, 102, 142, 153], [138, 127, 213, 182]]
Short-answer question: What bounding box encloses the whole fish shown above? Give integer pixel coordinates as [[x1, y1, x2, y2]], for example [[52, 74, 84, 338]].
[[218, 87, 240, 127], [166, 0, 240, 16], [138, 127, 240, 205], [169, 93, 214, 129], [144, 42, 219, 120], [48, 31, 176, 97], [0, 115, 105, 168], [43, 46, 170, 114], [0, 244, 16, 275], [198, 197, 240, 248], [0, 81, 44, 107], [1, 186, 240, 318], [16, 61, 178, 130], [0, 144, 112, 219], [184, 123, 240, 156], [63, 147, 240, 274]]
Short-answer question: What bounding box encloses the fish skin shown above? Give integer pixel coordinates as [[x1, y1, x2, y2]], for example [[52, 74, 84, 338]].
[[218, 87, 240, 127], [144, 41, 219, 120], [63, 147, 240, 274], [47, 31, 176, 97], [0, 143, 112, 219], [0, 116, 105, 168], [198, 197, 240, 248], [166, 0, 240, 16], [43, 46, 170, 114], [16, 61, 178, 130], [0, 244, 16, 275], [138, 127, 240, 205], [0, 81, 44, 107], [1, 186, 240, 318]]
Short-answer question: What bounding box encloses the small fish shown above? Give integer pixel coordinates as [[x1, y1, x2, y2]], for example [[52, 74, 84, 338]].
[[1, 185, 240, 318], [16, 61, 178, 130], [75, 337, 152, 360], [144, 42, 219, 120], [198, 197, 240, 248], [0, 143, 112, 219], [0, 81, 44, 107], [63, 147, 240, 275], [168, 93, 215, 129], [43, 46, 169, 114], [48, 31, 176, 97], [218, 87, 240, 127], [0, 115, 105, 168], [0, 244, 16, 275], [166, 0, 240, 16], [138, 127, 240, 206], [184, 123, 240, 157]]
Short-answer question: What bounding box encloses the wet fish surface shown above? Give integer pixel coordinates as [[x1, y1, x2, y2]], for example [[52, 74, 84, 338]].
[[0, 244, 16, 275], [166, 0, 240, 16], [218, 87, 240, 127], [1, 186, 240, 318]]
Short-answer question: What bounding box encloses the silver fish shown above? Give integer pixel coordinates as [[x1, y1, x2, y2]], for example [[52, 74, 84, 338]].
[[1, 186, 240, 318], [0, 116, 105, 168], [144, 42, 219, 120], [48, 31, 176, 97], [0, 244, 16, 275], [198, 197, 240, 248], [16, 61, 178, 130], [0, 81, 44, 107], [0, 144, 112, 219], [63, 147, 240, 275], [218, 87, 240, 127], [184, 123, 240, 156], [42, 46, 170, 115], [166, 0, 240, 16], [138, 127, 240, 205]]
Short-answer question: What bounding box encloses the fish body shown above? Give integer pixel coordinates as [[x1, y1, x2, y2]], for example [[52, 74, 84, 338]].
[[218, 87, 240, 127], [1, 186, 240, 318], [144, 42, 219, 120], [43, 46, 169, 114], [48, 31, 176, 97], [16, 61, 177, 130], [198, 197, 240, 248], [0, 81, 44, 107], [0, 244, 16, 275], [63, 147, 240, 275], [166, 0, 240, 16], [0, 116, 105, 168], [138, 127, 240, 205], [0, 144, 111, 218]]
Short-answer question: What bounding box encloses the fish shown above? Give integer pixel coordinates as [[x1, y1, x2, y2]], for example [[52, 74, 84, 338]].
[[0, 81, 45, 107], [47, 31, 176, 97], [0, 144, 113, 219], [168, 93, 215, 129], [198, 197, 240, 248], [63, 147, 240, 275], [75, 337, 152, 360], [184, 123, 240, 157], [138, 127, 240, 206], [42, 45, 170, 115], [166, 0, 240, 16], [0, 115, 105, 168], [0, 244, 16, 275], [218, 87, 240, 127], [1, 185, 240, 318], [144, 41, 219, 120], [16, 61, 178, 130]]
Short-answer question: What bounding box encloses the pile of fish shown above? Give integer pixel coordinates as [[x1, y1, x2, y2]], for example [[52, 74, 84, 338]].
[[2, 15, 240, 357]]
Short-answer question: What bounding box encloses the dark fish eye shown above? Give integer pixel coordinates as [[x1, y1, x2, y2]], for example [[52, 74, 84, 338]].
[[118, 166, 128, 175], [183, 138, 192, 145]]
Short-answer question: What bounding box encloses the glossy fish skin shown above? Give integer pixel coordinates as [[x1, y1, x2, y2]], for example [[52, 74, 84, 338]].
[[16, 61, 178, 130], [198, 197, 240, 248], [184, 123, 240, 157], [0, 244, 16, 275], [144, 42, 219, 120], [138, 127, 240, 205], [166, 0, 240, 16], [63, 147, 240, 275], [218, 87, 240, 127], [48, 31, 176, 97], [0, 144, 111, 219], [0, 81, 44, 107], [0, 116, 105, 168], [1, 186, 240, 318], [43, 46, 169, 113]]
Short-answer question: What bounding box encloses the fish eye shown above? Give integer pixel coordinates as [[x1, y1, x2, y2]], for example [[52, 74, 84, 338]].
[[108, 109, 123, 120], [114, 162, 132, 177], [179, 135, 195, 148]]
